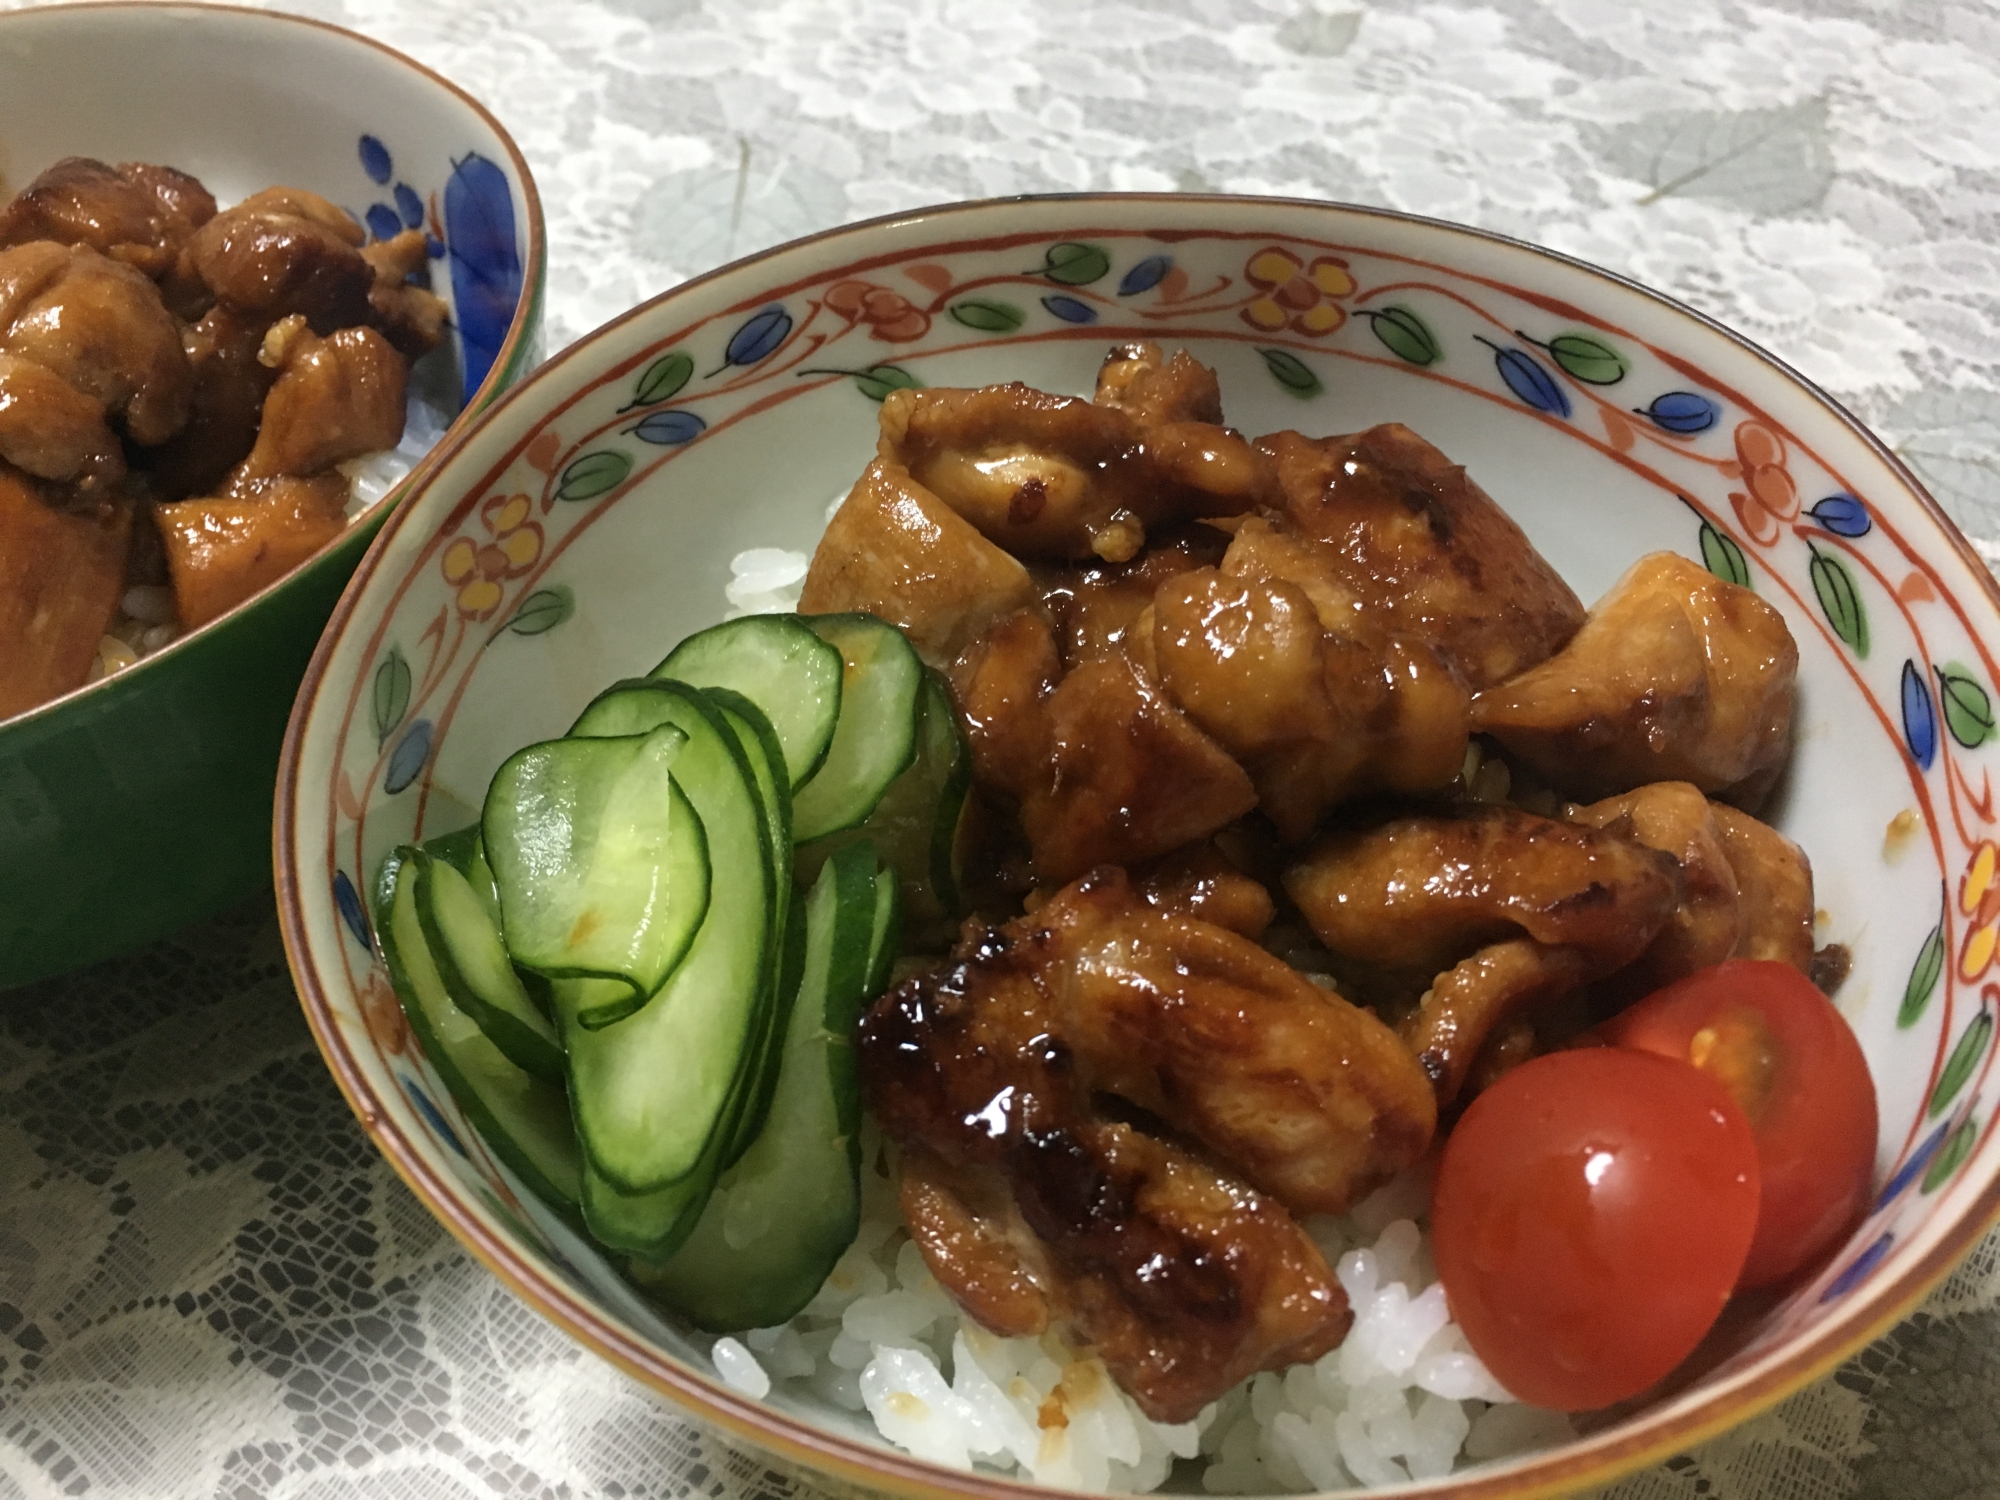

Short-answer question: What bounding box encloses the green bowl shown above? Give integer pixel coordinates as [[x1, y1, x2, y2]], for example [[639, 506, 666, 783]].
[[0, 2, 544, 988]]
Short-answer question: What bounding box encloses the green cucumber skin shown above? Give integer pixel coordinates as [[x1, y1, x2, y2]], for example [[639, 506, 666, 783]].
[[798, 668, 968, 927], [411, 826, 547, 1015], [864, 865, 903, 997], [632, 842, 883, 1329], [702, 686, 799, 1167], [580, 1157, 707, 1256], [411, 851, 566, 1085], [420, 825, 484, 880], [374, 849, 585, 1224], [656, 616, 844, 792], [726, 885, 808, 1171], [561, 681, 776, 1195], [791, 614, 924, 842]]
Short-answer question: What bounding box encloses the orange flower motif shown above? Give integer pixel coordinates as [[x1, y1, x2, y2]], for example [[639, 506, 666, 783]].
[[825, 279, 931, 342], [1728, 420, 1800, 546], [1241, 248, 1356, 336], [442, 491, 542, 621], [359, 968, 411, 1058], [1960, 840, 2000, 981]]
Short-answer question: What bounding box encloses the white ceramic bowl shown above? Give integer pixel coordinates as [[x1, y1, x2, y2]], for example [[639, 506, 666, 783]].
[[278, 194, 2000, 1500], [0, 1, 543, 986]]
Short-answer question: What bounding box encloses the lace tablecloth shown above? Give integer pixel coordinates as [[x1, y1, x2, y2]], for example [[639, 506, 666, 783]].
[[4, 1, 1999, 1496]]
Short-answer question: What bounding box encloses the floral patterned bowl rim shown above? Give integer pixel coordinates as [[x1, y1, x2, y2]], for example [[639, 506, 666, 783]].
[[278, 191, 2000, 1500], [0, 0, 547, 733]]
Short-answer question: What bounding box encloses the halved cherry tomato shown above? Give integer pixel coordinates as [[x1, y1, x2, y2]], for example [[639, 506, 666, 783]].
[[1432, 1048, 1760, 1411], [1602, 958, 1877, 1289]]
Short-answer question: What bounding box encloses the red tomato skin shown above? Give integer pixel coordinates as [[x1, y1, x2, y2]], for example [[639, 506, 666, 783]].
[[1432, 1048, 1760, 1412], [1605, 960, 1878, 1289]]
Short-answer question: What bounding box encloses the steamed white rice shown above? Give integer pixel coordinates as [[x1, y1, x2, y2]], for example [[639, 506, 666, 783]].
[[712, 549, 1575, 1492]]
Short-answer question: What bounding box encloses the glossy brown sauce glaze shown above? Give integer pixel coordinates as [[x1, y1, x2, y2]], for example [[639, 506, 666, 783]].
[[812, 340, 1825, 1415]]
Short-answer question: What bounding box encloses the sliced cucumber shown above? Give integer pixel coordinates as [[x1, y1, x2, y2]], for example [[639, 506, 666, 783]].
[[704, 687, 800, 1166], [864, 861, 902, 994], [483, 724, 710, 1023], [375, 847, 583, 1220], [579, 1154, 709, 1255], [420, 823, 484, 882], [799, 668, 969, 924], [562, 680, 776, 1194], [656, 615, 843, 791], [790, 614, 924, 842], [724, 880, 806, 1169], [631, 842, 890, 1328], [412, 849, 565, 1084]]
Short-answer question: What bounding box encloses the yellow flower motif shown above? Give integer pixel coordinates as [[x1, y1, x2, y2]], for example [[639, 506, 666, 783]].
[[442, 491, 542, 621], [1959, 839, 2000, 980], [1243, 248, 1357, 337]]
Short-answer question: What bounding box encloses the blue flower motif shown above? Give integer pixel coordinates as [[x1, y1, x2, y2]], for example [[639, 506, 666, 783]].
[[394, 182, 425, 230], [1640, 391, 1720, 434], [333, 870, 371, 951], [1903, 659, 1938, 771], [359, 134, 392, 185], [385, 719, 433, 795], [403, 1076, 468, 1158], [1118, 255, 1172, 296]]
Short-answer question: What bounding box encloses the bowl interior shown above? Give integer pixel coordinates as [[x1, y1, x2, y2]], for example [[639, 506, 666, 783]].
[[281, 195, 2000, 1497]]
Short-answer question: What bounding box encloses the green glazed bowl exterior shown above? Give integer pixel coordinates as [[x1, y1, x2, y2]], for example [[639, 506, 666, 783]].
[[0, 2, 544, 988]]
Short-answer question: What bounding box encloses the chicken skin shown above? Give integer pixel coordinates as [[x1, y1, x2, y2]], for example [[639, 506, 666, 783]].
[[877, 372, 1275, 563], [1150, 564, 1471, 839], [1567, 782, 1745, 1001], [1471, 551, 1799, 810], [1027, 871, 1437, 1213], [1257, 424, 1586, 692], [182, 185, 375, 334], [859, 871, 1440, 1421], [0, 352, 124, 489], [0, 241, 190, 445], [0, 156, 215, 287], [1286, 807, 1680, 1101]]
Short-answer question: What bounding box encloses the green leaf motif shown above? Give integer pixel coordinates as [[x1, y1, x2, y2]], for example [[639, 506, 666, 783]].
[[1928, 1009, 1992, 1119], [506, 586, 574, 637], [1547, 333, 1628, 385], [1259, 347, 1322, 399], [628, 351, 693, 409], [1367, 306, 1441, 366], [371, 647, 411, 747], [1922, 1116, 1979, 1195], [1900, 918, 1945, 1029], [556, 449, 632, 503], [948, 298, 1026, 334], [1700, 521, 1751, 589], [1938, 662, 1997, 749], [1041, 242, 1110, 286], [1809, 545, 1869, 657], [855, 364, 923, 402]]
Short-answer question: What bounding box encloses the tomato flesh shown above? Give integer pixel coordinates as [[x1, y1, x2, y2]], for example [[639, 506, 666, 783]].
[[1604, 959, 1878, 1289], [1432, 1048, 1760, 1411]]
